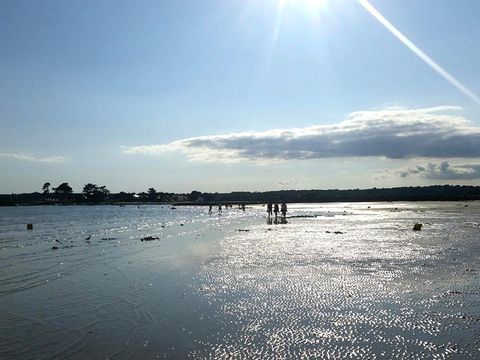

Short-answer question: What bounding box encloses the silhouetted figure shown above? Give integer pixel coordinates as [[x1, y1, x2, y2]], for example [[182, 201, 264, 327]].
[[209, 204, 212, 214], [242, 203, 245, 211], [218, 204, 222, 213], [281, 202, 287, 219], [267, 203, 273, 217], [274, 203, 279, 219]]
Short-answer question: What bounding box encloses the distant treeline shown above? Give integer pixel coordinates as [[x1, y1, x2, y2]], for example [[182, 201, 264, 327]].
[[1, 183, 480, 206]]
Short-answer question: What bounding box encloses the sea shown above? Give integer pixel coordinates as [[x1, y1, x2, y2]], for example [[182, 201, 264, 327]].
[[0, 202, 479, 359]]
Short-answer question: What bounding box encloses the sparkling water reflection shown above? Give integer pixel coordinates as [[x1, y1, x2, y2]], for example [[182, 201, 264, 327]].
[[0, 202, 479, 359], [194, 202, 480, 359]]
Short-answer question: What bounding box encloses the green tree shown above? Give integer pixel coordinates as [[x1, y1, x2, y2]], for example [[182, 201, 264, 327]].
[[115, 191, 135, 202], [83, 183, 110, 202], [188, 190, 202, 202], [53, 182, 73, 195], [137, 192, 148, 201], [42, 182, 51, 194], [147, 188, 157, 201]]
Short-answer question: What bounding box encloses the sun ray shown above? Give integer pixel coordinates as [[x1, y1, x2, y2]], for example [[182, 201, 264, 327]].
[[358, 0, 480, 105]]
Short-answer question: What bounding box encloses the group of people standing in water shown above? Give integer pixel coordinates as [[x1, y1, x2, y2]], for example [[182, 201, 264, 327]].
[[207, 202, 288, 223], [267, 202, 287, 221], [208, 203, 245, 214]]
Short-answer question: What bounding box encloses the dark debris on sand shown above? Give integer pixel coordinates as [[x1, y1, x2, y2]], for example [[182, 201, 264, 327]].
[[141, 236, 159, 242]]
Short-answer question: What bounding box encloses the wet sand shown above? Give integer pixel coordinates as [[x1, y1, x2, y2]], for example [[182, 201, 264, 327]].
[[0, 203, 479, 358]]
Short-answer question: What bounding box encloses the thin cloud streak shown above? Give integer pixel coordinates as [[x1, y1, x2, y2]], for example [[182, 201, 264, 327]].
[[123, 106, 480, 162], [358, 0, 480, 105], [0, 152, 66, 163]]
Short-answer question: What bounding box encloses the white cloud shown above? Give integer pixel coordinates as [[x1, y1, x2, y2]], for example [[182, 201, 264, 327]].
[[123, 106, 480, 162], [278, 180, 299, 186], [0, 152, 66, 163], [399, 161, 480, 180]]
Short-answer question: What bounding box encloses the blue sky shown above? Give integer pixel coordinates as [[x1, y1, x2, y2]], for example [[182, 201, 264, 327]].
[[1, 0, 480, 193]]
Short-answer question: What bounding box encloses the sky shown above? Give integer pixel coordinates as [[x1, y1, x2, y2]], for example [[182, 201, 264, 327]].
[[1, 0, 480, 193]]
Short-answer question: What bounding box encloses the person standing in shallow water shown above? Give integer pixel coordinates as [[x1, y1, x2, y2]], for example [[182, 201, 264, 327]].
[[281, 202, 287, 220], [267, 203, 273, 217], [274, 203, 279, 218]]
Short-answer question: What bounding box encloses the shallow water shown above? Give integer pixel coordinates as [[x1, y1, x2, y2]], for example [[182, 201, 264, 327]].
[[0, 202, 479, 359]]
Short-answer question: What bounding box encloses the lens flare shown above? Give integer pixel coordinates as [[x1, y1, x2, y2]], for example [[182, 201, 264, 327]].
[[358, 0, 480, 105]]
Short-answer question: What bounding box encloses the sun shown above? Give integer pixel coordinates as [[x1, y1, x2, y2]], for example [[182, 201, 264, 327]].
[[278, 0, 329, 12], [276, 0, 332, 24]]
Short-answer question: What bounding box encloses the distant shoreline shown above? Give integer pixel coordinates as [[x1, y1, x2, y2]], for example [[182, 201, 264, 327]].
[[1, 185, 479, 206]]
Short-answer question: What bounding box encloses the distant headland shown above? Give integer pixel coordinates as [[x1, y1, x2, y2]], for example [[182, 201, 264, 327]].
[[1, 182, 480, 206]]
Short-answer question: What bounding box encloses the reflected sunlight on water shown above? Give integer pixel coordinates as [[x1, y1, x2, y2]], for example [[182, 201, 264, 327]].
[[194, 202, 480, 359], [0, 202, 479, 359]]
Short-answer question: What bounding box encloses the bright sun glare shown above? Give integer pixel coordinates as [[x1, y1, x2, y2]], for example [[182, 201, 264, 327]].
[[274, 0, 480, 105], [279, 0, 328, 12]]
